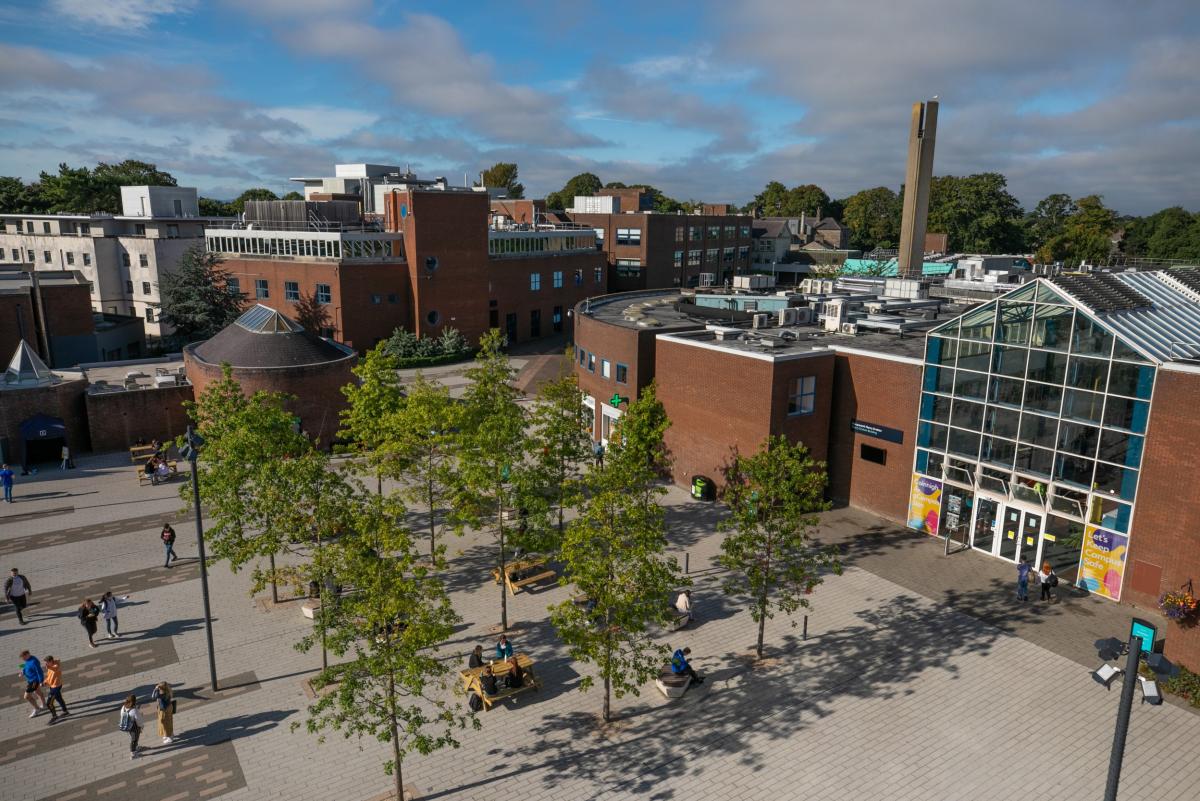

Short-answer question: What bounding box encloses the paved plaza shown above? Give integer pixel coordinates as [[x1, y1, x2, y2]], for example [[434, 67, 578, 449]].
[[2, 452, 1198, 801]]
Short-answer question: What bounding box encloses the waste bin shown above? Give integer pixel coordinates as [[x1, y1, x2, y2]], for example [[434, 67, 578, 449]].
[[691, 476, 714, 501]]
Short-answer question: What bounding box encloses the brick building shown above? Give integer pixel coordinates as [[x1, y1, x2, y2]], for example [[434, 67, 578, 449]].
[[573, 269, 1200, 668], [0, 340, 88, 468]]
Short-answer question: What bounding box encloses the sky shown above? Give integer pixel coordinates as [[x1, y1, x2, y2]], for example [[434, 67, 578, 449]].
[[0, 0, 1197, 215]]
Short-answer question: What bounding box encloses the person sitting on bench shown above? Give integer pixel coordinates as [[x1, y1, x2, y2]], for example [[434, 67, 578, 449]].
[[495, 635, 513, 661], [479, 665, 498, 696], [671, 647, 704, 685], [500, 656, 525, 690], [154, 459, 170, 484], [468, 645, 485, 669]]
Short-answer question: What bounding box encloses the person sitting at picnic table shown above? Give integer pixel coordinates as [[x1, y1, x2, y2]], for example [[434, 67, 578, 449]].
[[154, 459, 170, 484], [495, 635, 513, 661], [675, 590, 694, 624], [151, 438, 163, 456], [671, 647, 704, 685], [501, 656, 525, 690], [479, 665, 498, 696], [468, 645, 485, 669]]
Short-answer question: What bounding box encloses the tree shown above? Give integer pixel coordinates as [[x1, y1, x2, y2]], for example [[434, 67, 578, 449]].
[[157, 245, 246, 341], [1123, 207, 1200, 261], [750, 182, 831, 219], [1052, 195, 1118, 266], [230, 188, 279, 214], [34, 159, 176, 214], [528, 367, 593, 537], [476, 163, 524, 199], [548, 382, 681, 723], [282, 191, 305, 200], [339, 343, 405, 495], [199, 197, 233, 217], [297, 496, 473, 801], [1025, 194, 1076, 261], [293, 291, 331, 336], [386, 374, 463, 560], [718, 436, 841, 659], [841, 187, 901, 251], [545, 172, 602, 210], [455, 330, 532, 632], [926, 173, 1025, 253], [0, 177, 48, 213]]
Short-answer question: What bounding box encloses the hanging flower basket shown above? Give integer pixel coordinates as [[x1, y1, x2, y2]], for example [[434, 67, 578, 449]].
[[1159, 590, 1200, 625]]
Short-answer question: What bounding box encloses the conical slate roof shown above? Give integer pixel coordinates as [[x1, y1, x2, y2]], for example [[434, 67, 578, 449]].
[[3, 340, 53, 386], [191, 304, 351, 369]]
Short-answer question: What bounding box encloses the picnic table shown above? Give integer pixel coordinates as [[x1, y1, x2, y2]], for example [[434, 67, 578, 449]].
[[129, 444, 157, 463], [136, 460, 179, 486], [491, 558, 556, 595], [460, 653, 540, 710]]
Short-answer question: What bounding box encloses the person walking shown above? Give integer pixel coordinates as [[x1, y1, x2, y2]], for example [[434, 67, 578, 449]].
[[151, 681, 174, 744], [99, 591, 123, 639], [118, 695, 144, 759], [1038, 561, 1058, 602], [18, 650, 47, 718], [5, 568, 31, 625], [60, 445, 70, 470], [43, 655, 68, 721], [160, 524, 178, 568], [0, 463, 13, 503], [1016, 558, 1032, 603], [78, 599, 100, 648]]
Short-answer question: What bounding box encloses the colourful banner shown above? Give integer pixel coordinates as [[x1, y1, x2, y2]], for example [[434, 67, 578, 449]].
[[1077, 525, 1128, 601], [907, 474, 942, 536]]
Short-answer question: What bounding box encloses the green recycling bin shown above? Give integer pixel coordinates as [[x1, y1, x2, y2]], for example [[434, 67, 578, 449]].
[[691, 476, 713, 501]]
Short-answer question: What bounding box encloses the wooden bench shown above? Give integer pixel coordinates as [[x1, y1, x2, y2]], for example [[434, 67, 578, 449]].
[[491, 559, 557, 595], [460, 653, 540, 710], [129, 445, 156, 463], [136, 460, 179, 486], [655, 667, 692, 699]]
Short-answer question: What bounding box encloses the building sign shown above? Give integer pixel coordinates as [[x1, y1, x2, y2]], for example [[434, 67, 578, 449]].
[[851, 419, 904, 444], [1130, 618, 1157, 653], [907, 474, 942, 536], [1077, 525, 1128, 601]]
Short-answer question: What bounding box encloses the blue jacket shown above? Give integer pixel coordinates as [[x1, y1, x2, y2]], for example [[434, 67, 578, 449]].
[[0, 468, 13, 487], [1017, 563, 1032, 583], [496, 641, 513, 660], [671, 649, 690, 674], [21, 656, 44, 684]]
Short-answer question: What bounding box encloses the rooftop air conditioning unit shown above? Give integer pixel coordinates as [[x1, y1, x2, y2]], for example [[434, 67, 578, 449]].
[[793, 307, 813, 324], [778, 307, 799, 326], [840, 322, 858, 335], [751, 313, 770, 329]]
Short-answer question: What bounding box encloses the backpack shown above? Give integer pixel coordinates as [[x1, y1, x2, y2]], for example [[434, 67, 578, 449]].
[[118, 709, 133, 732], [468, 692, 483, 713], [1049, 574, 1059, 588]]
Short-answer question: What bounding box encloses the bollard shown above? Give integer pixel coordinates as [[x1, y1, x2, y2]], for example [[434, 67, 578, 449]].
[[684, 552, 690, 574], [803, 614, 808, 641]]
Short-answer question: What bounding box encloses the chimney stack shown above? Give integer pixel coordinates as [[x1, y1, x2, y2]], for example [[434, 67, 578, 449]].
[[898, 99, 938, 279]]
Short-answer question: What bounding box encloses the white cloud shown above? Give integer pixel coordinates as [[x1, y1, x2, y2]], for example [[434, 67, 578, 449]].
[[263, 107, 379, 140], [49, 0, 195, 30]]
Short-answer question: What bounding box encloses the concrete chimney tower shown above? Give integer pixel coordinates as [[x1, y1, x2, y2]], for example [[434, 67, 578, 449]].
[[897, 99, 938, 279]]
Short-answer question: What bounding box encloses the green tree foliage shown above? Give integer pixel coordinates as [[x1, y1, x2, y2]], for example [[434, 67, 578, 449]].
[[718, 436, 841, 659], [385, 374, 463, 560], [841, 187, 901, 250], [548, 382, 681, 723], [528, 366, 594, 537], [293, 290, 331, 336], [455, 330, 534, 631], [198, 197, 233, 216], [1043, 195, 1118, 266], [477, 163, 524, 199], [25, 160, 177, 214], [545, 172, 603, 210], [925, 173, 1025, 253], [1123, 207, 1200, 261], [750, 182, 833, 219], [156, 245, 246, 341], [230, 188, 279, 214], [282, 191, 305, 200], [339, 343, 405, 494], [0, 176, 49, 213], [296, 497, 473, 801], [1025, 193, 1077, 257], [383, 327, 473, 365]]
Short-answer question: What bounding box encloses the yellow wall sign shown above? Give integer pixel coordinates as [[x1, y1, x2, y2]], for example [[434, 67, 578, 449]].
[[1078, 525, 1128, 601], [907, 475, 942, 536]]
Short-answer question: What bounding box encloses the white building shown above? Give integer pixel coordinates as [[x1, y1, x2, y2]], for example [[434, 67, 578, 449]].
[[0, 186, 216, 338]]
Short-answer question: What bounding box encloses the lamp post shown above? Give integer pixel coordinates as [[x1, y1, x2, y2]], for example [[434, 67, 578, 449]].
[[182, 426, 219, 692]]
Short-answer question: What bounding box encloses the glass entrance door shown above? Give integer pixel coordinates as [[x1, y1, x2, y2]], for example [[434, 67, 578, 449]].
[[972, 496, 1000, 554], [998, 505, 1043, 563]]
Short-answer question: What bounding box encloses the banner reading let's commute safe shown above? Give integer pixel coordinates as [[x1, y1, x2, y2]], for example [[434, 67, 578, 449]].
[[1077, 525, 1128, 601]]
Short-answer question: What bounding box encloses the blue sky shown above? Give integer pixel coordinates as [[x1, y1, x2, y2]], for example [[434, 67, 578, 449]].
[[1, 0, 1197, 214]]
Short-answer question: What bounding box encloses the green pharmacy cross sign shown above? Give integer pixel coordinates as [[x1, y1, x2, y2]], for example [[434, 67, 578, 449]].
[[610, 393, 626, 407]]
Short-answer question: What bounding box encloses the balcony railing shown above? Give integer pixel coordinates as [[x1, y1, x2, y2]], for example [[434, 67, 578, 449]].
[[205, 229, 405, 262]]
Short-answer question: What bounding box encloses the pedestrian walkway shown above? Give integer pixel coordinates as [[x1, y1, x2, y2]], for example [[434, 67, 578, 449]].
[[38, 739, 246, 801], [3, 640, 178, 706]]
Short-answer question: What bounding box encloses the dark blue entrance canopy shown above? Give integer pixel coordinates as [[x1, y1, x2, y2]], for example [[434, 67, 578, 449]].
[[20, 414, 67, 441]]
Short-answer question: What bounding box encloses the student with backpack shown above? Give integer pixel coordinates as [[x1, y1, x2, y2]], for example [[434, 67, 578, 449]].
[[1038, 561, 1059, 602], [161, 524, 178, 568], [118, 695, 144, 758]]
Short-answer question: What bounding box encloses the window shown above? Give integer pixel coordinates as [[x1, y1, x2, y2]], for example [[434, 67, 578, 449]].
[[371, 294, 382, 304], [426, 310, 440, 326], [9, 249, 17, 261], [579, 349, 587, 366], [553, 306, 563, 333], [739, 245, 750, 260], [387, 293, 399, 304], [79, 223, 89, 235], [42, 222, 51, 233], [167, 224, 179, 238], [707, 225, 720, 238], [594, 268, 603, 284], [25, 221, 33, 233], [139, 253, 149, 267], [285, 281, 300, 301], [788, 376, 817, 415], [861, 444, 887, 465], [673, 250, 683, 267], [723, 247, 735, 262], [66, 252, 74, 265], [587, 352, 596, 373], [145, 307, 155, 323], [593, 228, 605, 243], [574, 269, 584, 286], [43, 250, 51, 263], [675, 226, 684, 242], [315, 283, 332, 304], [689, 227, 701, 241], [616, 259, 642, 277], [530, 272, 541, 291], [141, 281, 151, 295], [688, 250, 701, 266], [616, 363, 628, 384], [601, 359, 611, 379], [724, 225, 735, 238], [256, 279, 269, 299], [227, 277, 240, 295], [26, 250, 34, 263], [122, 253, 131, 267], [615, 228, 642, 245], [553, 271, 563, 288], [83, 254, 91, 266], [740, 225, 751, 237], [705, 248, 718, 264], [125, 280, 134, 294]]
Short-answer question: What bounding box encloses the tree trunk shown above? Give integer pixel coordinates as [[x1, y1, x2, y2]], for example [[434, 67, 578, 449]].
[[428, 450, 436, 559], [756, 598, 767, 659], [377, 471, 382, 497], [498, 487, 508, 633], [268, 552, 279, 604], [389, 671, 404, 801], [757, 538, 772, 659]]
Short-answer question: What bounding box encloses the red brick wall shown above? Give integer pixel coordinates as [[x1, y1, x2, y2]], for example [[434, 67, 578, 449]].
[[0, 380, 89, 464], [0, 284, 94, 364], [0, 294, 37, 363], [488, 252, 606, 346], [184, 349, 355, 448], [1124, 367, 1200, 668], [85, 385, 194, 453], [827, 351, 922, 522]]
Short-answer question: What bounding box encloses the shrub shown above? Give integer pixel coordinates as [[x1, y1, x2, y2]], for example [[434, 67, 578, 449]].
[[384, 326, 474, 364]]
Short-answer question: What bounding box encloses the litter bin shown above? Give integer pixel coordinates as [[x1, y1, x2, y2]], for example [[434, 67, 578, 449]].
[[691, 476, 714, 501]]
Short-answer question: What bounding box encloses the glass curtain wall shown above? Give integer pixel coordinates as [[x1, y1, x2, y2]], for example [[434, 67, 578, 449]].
[[912, 280, 1155, 595]]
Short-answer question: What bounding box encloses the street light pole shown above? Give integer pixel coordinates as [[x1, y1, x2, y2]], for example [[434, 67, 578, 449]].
[[1103, 634, 1144, 801], [185, 425, 219, 692]]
